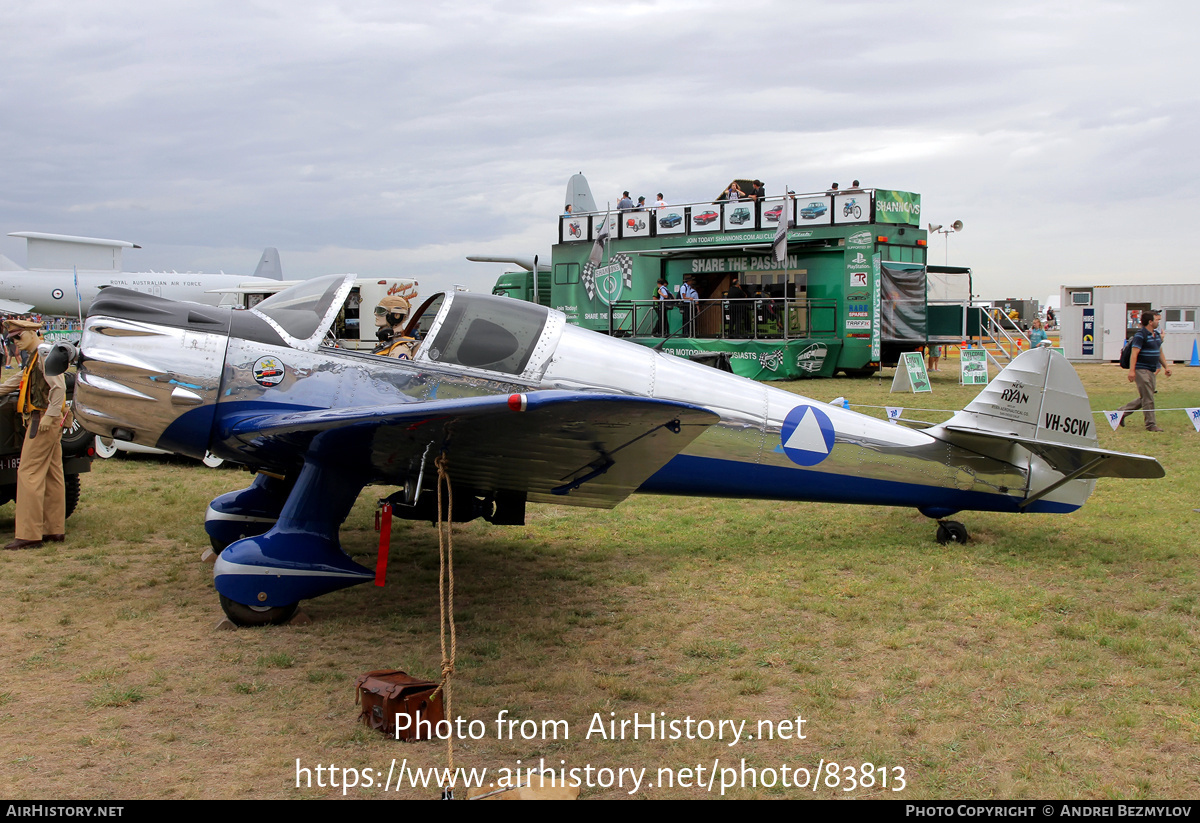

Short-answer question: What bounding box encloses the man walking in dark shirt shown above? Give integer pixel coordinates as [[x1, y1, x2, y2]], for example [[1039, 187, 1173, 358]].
[[1118, 310, 1171, 431]]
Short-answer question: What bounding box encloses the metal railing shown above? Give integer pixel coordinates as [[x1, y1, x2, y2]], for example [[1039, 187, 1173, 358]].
[[608, 297, 838, 341], [979, 309, 1031, 368]]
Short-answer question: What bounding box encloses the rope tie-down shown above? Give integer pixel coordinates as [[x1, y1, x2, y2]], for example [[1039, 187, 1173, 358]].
[[428, 453, 457, 796]]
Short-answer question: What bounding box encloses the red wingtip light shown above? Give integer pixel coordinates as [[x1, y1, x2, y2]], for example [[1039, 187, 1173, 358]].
[[508, 394, 527, 411]]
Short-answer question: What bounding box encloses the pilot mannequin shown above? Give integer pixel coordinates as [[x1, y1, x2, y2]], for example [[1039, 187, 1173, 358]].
[[372, 295, 418, 359], [0, 319, 67, 550]]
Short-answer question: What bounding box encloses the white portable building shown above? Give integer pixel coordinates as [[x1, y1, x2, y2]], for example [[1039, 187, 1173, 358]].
[[1058, 284, 1200, 362]]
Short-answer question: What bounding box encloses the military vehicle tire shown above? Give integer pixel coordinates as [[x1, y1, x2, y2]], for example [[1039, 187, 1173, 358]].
[[65, 474, 81, 519], [1, 475, 81, 518], [60, 404, 93, 455]]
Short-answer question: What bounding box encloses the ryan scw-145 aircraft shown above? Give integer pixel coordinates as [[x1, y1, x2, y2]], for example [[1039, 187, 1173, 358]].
[[68, 273, 1163, 626]]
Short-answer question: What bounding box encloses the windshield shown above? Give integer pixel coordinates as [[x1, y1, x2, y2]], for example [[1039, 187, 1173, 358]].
[[424, 293, 549, 375], [250, 273, 354, 351]]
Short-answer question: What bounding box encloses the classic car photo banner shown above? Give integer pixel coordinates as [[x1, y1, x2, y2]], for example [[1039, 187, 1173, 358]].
[[723, 203, 755, 231], [620, 211, 652, 239], [795, 196, 832, 226], [690, 206, 723, 233], [656, 209, 687, 235], [760, 198, 793, 228]]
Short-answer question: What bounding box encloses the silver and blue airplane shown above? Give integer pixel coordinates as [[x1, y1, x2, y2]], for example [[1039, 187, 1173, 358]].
[[69, 273, 1163, 626]]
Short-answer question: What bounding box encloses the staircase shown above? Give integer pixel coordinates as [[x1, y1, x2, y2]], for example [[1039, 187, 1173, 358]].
[[977, 310, 1031, 368]]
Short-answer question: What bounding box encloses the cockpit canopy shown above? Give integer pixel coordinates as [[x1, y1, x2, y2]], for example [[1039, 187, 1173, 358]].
[[251, 273, 556, 378], [422, 293, 548, 375], [250, 273, 354, 350]]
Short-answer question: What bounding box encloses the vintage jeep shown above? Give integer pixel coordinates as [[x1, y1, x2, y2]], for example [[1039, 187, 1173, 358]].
[[0, 372, 93, 518]]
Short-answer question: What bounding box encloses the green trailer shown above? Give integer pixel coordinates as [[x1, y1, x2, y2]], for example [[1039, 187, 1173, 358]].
[[492, 177, 971, 380]]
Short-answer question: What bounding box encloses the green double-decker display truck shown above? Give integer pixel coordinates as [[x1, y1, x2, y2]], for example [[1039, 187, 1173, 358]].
[[493, 178, 962, 381]]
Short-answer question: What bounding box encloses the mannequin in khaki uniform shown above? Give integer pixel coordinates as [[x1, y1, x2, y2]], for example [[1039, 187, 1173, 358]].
[[0, 320, 66, 550], [372, 295, 418, 359]]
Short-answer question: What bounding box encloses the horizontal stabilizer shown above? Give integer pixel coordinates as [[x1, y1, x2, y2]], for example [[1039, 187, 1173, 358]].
[[940, 425, 1164, 479]]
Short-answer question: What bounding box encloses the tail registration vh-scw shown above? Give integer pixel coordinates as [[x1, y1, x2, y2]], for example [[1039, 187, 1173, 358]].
[[69, 274, 1163, 625]]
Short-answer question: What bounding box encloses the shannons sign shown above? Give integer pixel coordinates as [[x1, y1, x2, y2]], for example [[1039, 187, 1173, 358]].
[[873, 191, 922, 226]]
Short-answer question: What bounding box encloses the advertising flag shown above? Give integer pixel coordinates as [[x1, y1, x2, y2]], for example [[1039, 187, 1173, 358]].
[[771, 200, 789, 263], [587, 211, 611, 267]]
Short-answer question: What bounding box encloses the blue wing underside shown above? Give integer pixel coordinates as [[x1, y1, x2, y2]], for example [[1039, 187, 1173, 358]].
[[219, 391, 718, 508]]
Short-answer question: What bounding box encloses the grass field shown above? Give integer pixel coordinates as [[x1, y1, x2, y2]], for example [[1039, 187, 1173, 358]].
[[1, 362, 1197, 799]]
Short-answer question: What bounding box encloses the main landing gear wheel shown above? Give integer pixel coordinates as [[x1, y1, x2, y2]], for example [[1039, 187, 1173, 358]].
[[936, 520, 969, 545], [218, 594, 298, 627], [93, 436, 118, 459]]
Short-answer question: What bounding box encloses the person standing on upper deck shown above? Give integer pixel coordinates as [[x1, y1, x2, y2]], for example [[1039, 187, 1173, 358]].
[[617, 191, 634, 212]]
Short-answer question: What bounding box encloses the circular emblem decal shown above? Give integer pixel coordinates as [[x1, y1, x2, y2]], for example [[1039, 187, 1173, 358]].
[[252, 356, 286, 387], [780, 405, 836, 467], [52, 288, 64, 300], [582, 253, 633, 308], [596, 269, 623, 304]]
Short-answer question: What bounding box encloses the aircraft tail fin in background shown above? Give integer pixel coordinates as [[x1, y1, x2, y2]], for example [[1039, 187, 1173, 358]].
[[931, 347, 1163, 480], [253, 247, 283, 280], [0, 254, 25, 271]]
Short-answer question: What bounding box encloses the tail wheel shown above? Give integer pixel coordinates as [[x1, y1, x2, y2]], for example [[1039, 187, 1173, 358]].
[[65, 474, 81, 519], [936, 520, 969, 545], [94, 436, 119, 459], [218, 594, 298, 627]]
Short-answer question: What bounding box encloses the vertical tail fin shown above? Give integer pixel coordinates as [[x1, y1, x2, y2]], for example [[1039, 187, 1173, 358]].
[[934, 348, 1162, 480], [947, 347, 1098, 447], [253, 248, 283, 280]]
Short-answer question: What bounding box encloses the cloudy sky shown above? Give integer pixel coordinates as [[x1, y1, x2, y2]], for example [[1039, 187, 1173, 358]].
[[1, 0, 1196, 300]]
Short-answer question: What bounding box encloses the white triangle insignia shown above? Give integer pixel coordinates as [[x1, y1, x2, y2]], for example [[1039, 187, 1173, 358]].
[[784, 409, 829, 454]]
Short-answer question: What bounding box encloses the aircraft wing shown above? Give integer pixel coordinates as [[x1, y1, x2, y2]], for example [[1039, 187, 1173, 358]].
[[0, 298, 35, 314], [221, 391, 719, 508]]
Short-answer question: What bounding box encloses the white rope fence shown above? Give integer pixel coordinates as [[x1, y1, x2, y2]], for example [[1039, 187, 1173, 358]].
[[847, 403, 1200, 432]]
